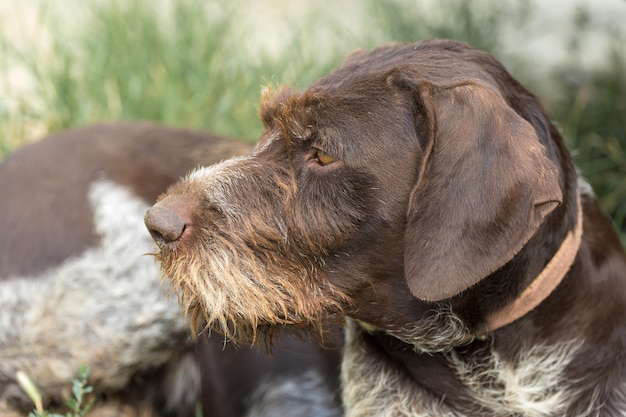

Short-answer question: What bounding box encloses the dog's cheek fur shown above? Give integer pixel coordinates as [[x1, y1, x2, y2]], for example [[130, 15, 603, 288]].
[[288, 166, 377, 253]]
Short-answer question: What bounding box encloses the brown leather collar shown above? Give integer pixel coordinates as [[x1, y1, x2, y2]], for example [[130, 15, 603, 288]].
[[485, 194, 584, 333]]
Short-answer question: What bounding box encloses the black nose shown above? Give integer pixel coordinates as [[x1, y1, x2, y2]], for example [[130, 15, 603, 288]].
[[145, 197, 193, 246]]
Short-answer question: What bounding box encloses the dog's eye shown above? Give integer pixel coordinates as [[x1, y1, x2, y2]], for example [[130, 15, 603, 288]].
[[313, 148, 335, 166]]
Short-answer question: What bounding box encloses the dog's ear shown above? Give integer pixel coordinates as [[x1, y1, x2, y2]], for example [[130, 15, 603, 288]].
[[403, 80, 562, 301]]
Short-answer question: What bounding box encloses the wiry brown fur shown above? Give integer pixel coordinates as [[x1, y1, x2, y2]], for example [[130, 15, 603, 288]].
[[155, 159, 351, 344], [146, 40, 626, 415]]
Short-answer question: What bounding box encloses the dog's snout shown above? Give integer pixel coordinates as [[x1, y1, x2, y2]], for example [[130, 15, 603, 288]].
[[145, 197, 194, 246]]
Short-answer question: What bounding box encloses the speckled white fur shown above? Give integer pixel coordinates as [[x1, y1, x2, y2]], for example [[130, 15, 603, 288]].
[[246, 370, 342, 417], [0, 179, 193, 408], [341, 319, 592, 417]]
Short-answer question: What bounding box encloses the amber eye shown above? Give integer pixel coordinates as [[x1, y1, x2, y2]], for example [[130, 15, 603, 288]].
[[314, 148, 335, 166]]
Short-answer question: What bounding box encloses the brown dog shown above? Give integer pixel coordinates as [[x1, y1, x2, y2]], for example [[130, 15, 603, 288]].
[[0, 123, 341, 417], [146, 40, 626, 416]]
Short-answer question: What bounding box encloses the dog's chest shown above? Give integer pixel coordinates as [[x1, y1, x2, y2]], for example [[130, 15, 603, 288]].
[[341, 323, 583, 417], [448, 341, 584, 416]]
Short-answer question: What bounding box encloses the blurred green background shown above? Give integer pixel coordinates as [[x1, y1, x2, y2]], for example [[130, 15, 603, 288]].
[[0, 0, 624, 244]]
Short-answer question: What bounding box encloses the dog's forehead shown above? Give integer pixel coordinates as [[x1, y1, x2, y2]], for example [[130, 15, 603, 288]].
[[313, 40, 498, 92], [259, 88, 414, 164], [259, 87, 394, 148]]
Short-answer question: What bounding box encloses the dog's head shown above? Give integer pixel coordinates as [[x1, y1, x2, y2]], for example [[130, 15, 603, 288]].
[[146, 40, 564, 345]]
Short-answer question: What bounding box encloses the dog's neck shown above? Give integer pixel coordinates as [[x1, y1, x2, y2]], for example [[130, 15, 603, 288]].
[[355, 193, 584, 351], [482, 193, 583, 334]]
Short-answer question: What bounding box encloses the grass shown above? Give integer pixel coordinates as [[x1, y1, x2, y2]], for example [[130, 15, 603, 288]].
[[18, 365, 95, 417], [0, 0, 624, 245], [1, 1, 266, 146], [550, 9, 626, 246], [0, 0, 355, 151], [0, 1, 624, 413]]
